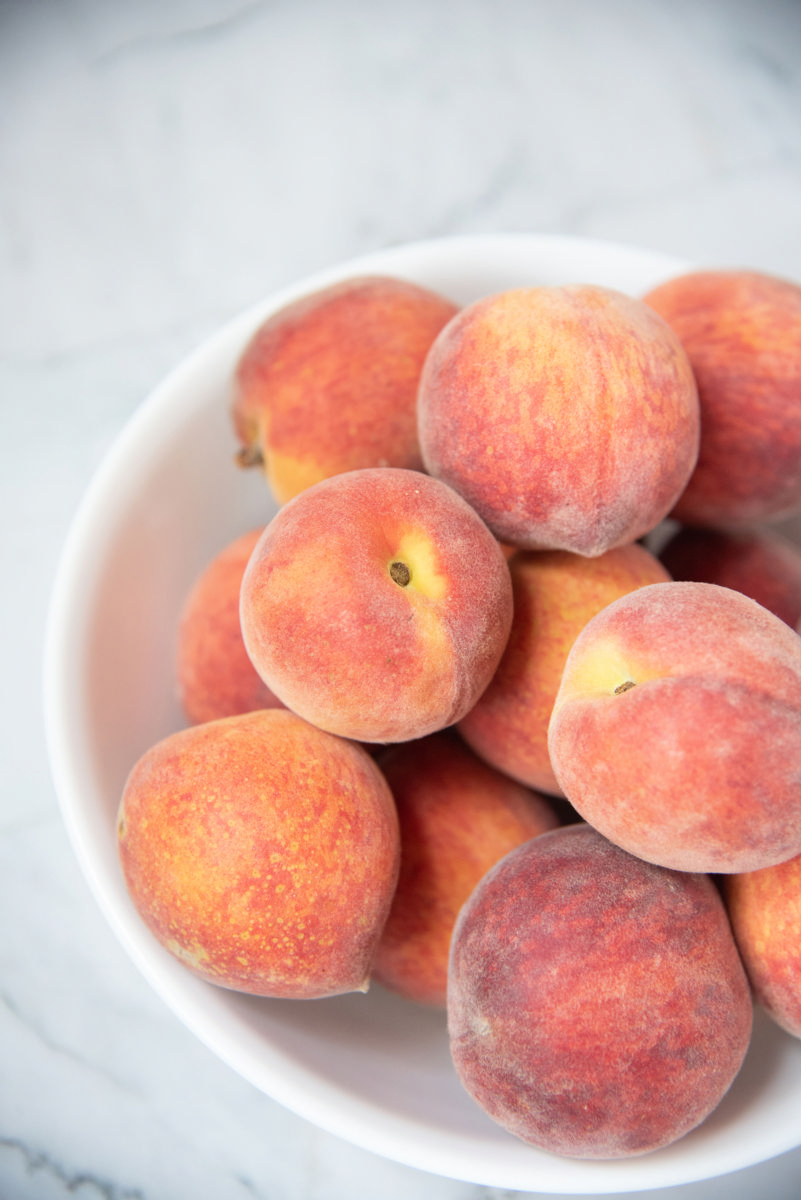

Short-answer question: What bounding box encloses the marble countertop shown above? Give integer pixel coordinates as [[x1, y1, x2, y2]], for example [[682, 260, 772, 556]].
[[3, 1, 801, 1197]]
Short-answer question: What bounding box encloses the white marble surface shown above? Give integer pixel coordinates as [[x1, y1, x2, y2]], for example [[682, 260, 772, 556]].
[[3, 0, 801, 1197]]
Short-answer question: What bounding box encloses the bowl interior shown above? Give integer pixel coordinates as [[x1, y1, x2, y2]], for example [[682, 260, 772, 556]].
[[44, 233, 801, 1193]]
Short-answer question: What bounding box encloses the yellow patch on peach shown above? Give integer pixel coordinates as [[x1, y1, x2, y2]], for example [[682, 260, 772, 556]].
[[264, 447, 330, 506], [389, 529, 449, 601], [554, 639, 665, 702]]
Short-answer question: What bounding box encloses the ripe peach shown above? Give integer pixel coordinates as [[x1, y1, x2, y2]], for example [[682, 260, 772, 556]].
[[548, 581, 801, 874], [643, 269, 801, 527], [458, 543, 669, 795], [659, 523, 801, 628], [117, 709, 400, 998], [722, 853, 801, 1039], [417, 284, 699, 555], [239, 467, 514, 744], [233, 275, 458, 504], [448, 824, 753, 1160], [371, 731, 560, 1007], [176, 528, 284, 724]]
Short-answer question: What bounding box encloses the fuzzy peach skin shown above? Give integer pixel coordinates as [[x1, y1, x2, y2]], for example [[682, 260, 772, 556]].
[[417, 284, 699, 556], [239, 467, 514, 743], [722, 852, 801, 1039], [458, 542, 670, 796], [371, 730, 560, 1007], [644, 269, 801, 527], [447, 823, 752, 1160], [117, 709, 400, 998], [659, 523, 801, 629], [548, 580, 801, 874], [232, 275, 458, 504], [176, 528, 285, 724]]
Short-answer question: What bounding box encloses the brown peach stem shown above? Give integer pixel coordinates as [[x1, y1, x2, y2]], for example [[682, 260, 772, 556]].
[[390, 561, 411, 587], [236, 443, 264, 469], [614, 680, 636, 694]]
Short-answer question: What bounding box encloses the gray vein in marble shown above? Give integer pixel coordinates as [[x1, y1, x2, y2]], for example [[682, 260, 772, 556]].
[[230, 1171, 271, 1200], [0, 1139, 144, 1200], [742, 42, 799, 87], [89, 0, 270, 67], [0, 991, 145, 1100]]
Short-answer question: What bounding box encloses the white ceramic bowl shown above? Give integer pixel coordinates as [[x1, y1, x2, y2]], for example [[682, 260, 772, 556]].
[[44, 234, 801, 1193]]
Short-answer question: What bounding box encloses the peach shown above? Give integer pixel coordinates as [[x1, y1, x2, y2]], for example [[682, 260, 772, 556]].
[[176, 528, 285, 725], [548, 580, 801, 874], [458, 542, 670, 795], [117, 708, 400, 998], [643, 269, 801, 527], [239, 467, 514, 743], [722, 853, 801, 1039], [417, 284, 699, 555], [659, 523, 801, 628], [371, 731, 560, 1007], [233, 275, 458, 504], [447, 824, 753, 1159]]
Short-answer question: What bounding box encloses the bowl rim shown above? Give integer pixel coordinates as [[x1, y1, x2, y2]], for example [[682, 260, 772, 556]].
[[43, 231, 801, 1193]]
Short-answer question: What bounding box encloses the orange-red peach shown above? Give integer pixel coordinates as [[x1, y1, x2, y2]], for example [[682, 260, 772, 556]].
[[447, 823, 752, 1159], [239, 467, 514, 743], [117, 709, 400, 998], [233, 275, 458, 504], [371, 731, 560, 1007], [644, 269, 801, 527], [659, 523, 801, 629], [548, 581, 801, 874], [722, 852, 801, 1039], [458, 543, 669, 795], [417, 284, 699, 555], [176, 528, 284, 724]]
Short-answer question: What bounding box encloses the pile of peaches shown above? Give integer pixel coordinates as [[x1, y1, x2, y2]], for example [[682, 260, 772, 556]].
[[116, 266, 801, 1161]]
